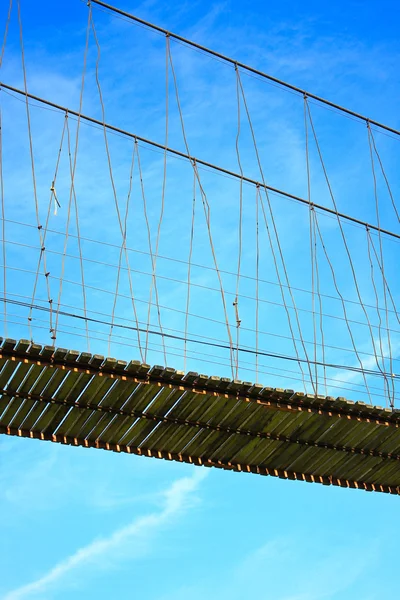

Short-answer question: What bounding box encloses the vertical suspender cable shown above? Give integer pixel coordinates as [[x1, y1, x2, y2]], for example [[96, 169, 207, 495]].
[[255, 184, 260, 382], [184, 166, 196, 372], [144, 34, 170, 365], [167, 38, 235, 378], [367, 123, 395, 407], [305, 100, 391, 401], [234, 66, 243, 379], [304, 95, 318, 395], [237, 69, 312, 393]]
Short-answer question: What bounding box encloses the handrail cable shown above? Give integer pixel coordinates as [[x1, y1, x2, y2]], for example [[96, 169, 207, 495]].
[[5, 289, 400, 388], [1, 82, 399, 242], [4, 217, 399, 317], [6, 310, 398, 402], [3, 242, 400, 340], [89, 0, 400, 138], [2, 295, 399, 380]]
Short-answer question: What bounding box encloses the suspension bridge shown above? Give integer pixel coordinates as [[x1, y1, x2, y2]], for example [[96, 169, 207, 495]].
[[0, 0, 399, 494]]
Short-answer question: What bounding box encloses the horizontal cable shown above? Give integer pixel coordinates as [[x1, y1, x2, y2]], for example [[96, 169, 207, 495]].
[[3, 238, 400, 362], [91, 0, 400, 138], [11, 310, 396, 400], [5, 261, 400, 337], [7, 289, 400, 384], [2, 296, 399, 380], [5, 85, 400, 243], [5, 217, 400, 315], [1, 82, 400, 240]]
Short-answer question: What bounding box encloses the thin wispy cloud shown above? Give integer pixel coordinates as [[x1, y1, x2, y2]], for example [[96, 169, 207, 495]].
[[3, 467, 207, 600], [156, 535, 380, 600], [327, 336, 400, 401]]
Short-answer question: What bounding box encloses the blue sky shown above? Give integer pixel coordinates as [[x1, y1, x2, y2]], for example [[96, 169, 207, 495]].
[[1, 0, 400, 598]]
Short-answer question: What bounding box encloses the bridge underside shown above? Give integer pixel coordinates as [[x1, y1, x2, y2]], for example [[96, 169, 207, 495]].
[[1, 338, 400, 494]]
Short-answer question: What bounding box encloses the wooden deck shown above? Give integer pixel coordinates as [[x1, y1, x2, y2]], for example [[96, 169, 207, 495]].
[[1, 338, 400, 494]]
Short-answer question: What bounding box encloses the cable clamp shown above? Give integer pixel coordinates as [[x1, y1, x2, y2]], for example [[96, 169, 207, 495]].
[[233, 298, 241, 327], [41, 246, 45, 252]]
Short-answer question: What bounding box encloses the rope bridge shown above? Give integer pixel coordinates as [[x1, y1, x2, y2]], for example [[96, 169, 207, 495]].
[[0, 0, 399, 492], [1, 337, 400, 494]]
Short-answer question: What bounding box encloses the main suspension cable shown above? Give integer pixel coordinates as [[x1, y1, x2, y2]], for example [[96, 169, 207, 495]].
[[90, 0, 400, 138], [1, 82, 399, 242]]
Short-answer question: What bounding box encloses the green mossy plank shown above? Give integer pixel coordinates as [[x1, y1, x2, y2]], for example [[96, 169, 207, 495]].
[[124, 388, 187, 448], [94, 381, 142, 443], [252, 439, 287, 467], [10, 365, 54, 429], [113, 386, 167, 446], [19, 369, 70, 430], [71, 380, 119, 440], [0, 396, 24, 426], [36, 371, 85, 433]]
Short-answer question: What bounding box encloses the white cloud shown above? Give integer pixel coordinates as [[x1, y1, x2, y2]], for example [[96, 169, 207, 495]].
[[327, 335, 400, 403], [3, 467, 207, 600], [156, 535, 379, 600]]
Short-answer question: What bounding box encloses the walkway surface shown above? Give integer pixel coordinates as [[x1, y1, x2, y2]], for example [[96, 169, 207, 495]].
[[1, 338, 399, 494]]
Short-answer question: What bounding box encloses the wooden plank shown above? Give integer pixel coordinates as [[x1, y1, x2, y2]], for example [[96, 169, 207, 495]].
[[145, 420, 205, 456], [250, 439, 288, 467], [35, 369, 86, 433], [56, 375, 112, 437], [0, 360, 30, 422], [265, 438, 313, 472], [21, 368, 71, 431], [9, 365, 54, 429], [163, 390, 213, 421], [18, 367, 67, 429], [41, 371, 96, 435], [114, 384, 170, 446], [0, 395, 24, 427], [366, 459, 400, 487], [361, 425, 400, 454], [0, 359, 20, 390], [288, 411, 333, 442], [206, 430, 252, 463], [116, 388, 185, 448], [178, 428, 231, 458], [85, 380, 146, 442], [69, 379, 118, 439], [375, 430, 400, 455], [150, 391, 212, 451], [121, 388, 185, 448], [90, 380, 141, 443], [143, 422, 193, 454], [272, 411, 315, 438], [342, 454, 387, 485], [229, 436, 265, 464]]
